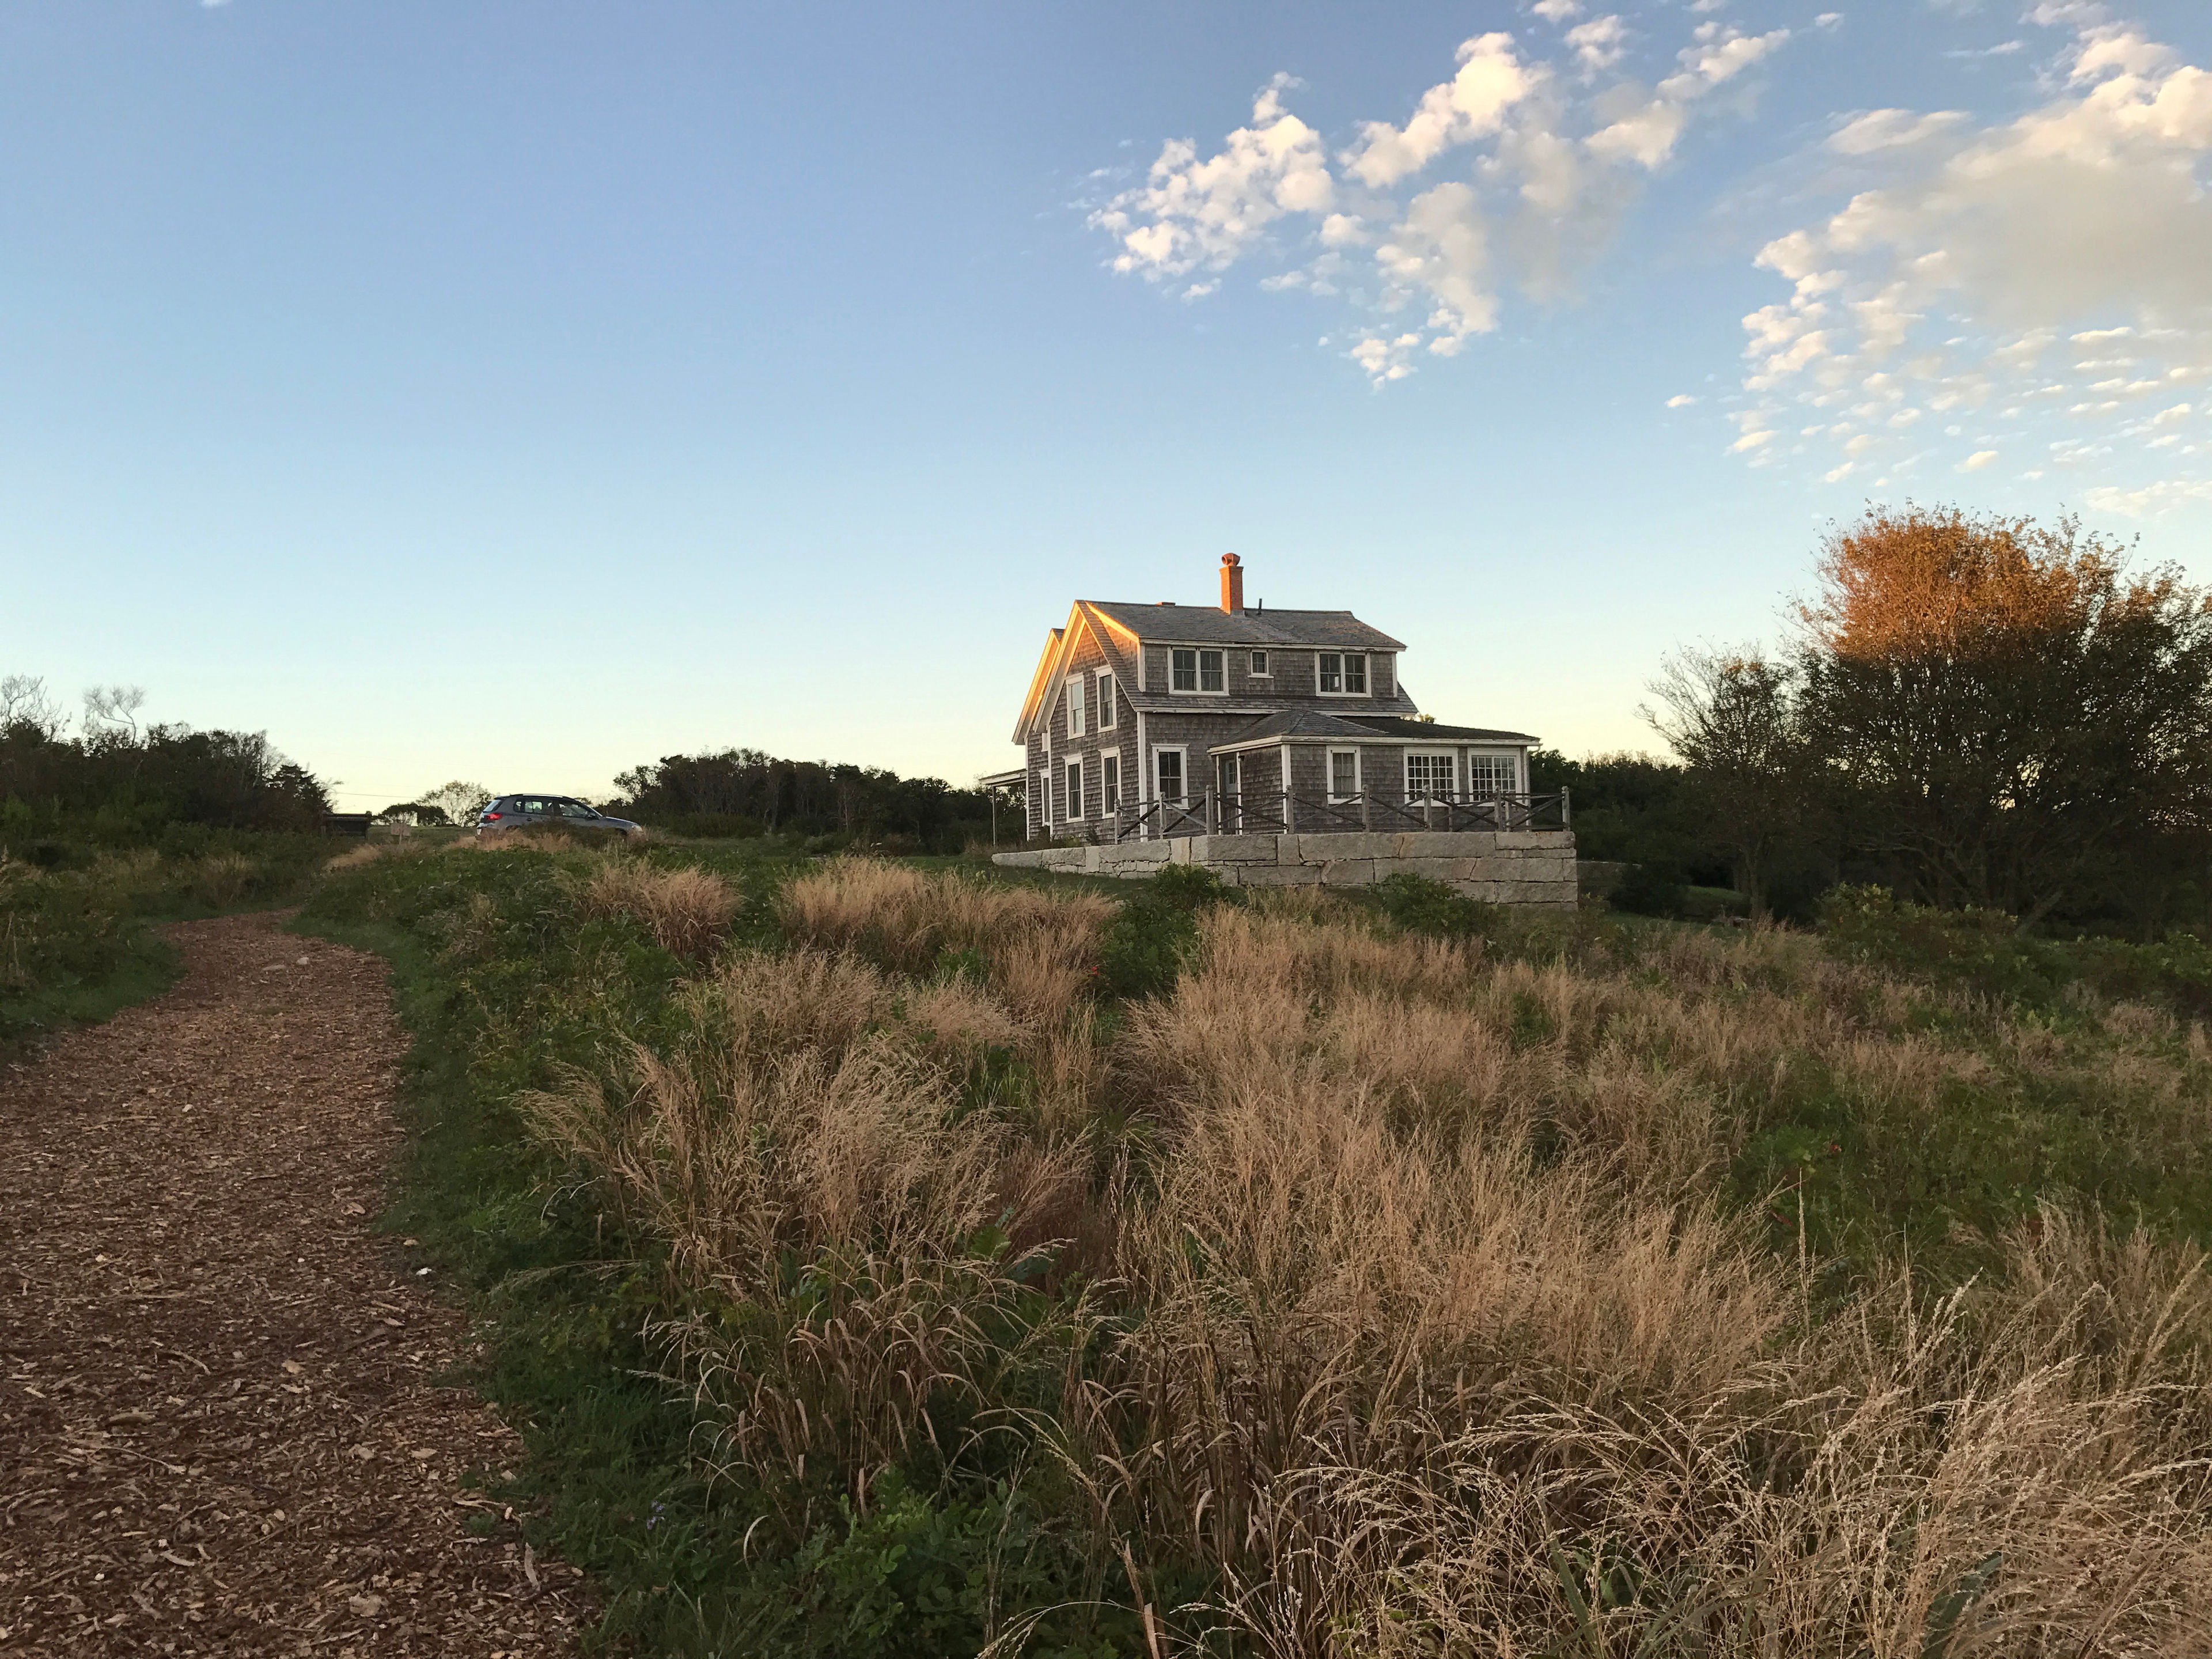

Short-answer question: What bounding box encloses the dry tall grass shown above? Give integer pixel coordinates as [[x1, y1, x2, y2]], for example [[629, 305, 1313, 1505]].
[[530, 860, 2212, 1652], [577, 856, 738, 960], [782, 858, 1115, 1025]]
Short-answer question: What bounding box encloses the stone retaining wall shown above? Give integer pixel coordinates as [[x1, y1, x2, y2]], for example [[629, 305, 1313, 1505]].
[[993, 830, 1578, 907]]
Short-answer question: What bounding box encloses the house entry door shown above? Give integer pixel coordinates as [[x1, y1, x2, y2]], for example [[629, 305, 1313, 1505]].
[[1218, 755, 1241, 832]]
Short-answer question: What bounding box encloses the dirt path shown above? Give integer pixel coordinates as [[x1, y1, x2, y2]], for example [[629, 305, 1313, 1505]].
[[0, 912, 588, 1656]]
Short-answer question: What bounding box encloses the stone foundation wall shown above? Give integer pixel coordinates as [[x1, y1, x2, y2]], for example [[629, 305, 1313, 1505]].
[[992, 830, 1578, 908]]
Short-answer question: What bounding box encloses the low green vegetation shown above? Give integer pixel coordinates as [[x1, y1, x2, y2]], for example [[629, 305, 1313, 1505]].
[[294, 840, 2212, 1656], [0, 833, 330, 1048]]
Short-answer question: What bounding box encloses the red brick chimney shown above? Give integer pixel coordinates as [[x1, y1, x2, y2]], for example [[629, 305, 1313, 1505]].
[[1219, 552, 1244, 614]]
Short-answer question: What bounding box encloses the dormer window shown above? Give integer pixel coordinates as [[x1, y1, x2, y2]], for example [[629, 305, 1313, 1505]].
[[1250, 650, 1270, 676], [1171, 648, 1225, 694], [1317, 652, 1369, 695]]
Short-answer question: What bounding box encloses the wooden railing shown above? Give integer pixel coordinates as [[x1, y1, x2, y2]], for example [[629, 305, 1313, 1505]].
[[1047, 789, 1571, 845]]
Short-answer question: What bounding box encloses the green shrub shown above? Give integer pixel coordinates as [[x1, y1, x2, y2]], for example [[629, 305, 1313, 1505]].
[[1374, 870, 1490, 937]]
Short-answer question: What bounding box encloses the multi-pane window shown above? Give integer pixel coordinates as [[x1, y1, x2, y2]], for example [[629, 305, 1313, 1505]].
[[1406, 752, 1455, 802], [1318, 652, 1369, 695], [1036, 770, 1050, 828], [1328, 749, 1360, 800], [1097, 673, 1116, 728], [1468, 754, 1517, 798], [1103, 754, 1120, 815], [1250, 650, 1269, 676], [1156, 749, 1185, 802], [1065, 759, 1084, 820], [1170, 649, 1226, 692], [1065, 676, 1086, 737]]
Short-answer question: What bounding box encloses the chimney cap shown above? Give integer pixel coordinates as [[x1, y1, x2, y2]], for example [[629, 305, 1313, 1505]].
[[1221, 552, 1240, 566]]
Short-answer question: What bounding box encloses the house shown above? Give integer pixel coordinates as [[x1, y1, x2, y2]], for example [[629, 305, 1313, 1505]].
[[1000, 555, 1543, 842]]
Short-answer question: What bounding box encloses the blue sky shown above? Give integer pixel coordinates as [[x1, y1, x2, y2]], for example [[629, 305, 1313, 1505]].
[[4, 0, 2209, 806]]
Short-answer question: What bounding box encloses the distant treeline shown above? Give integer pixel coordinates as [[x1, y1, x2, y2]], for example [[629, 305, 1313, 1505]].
[[611, 748, 992, 851], [1, 678, 329, 856]]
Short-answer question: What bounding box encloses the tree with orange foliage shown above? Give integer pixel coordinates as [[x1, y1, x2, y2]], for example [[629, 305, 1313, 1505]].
[[1798, 505, 2212, 925]]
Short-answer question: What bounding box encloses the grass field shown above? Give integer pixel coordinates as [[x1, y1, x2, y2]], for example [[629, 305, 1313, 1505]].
[[289, 835, 2212, 1657]]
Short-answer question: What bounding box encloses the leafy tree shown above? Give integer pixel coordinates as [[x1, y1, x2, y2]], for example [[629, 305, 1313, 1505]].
[[1798, 505, 2212, 926], [418, 781, 492, 825], [1647, 650, 1823, 919]]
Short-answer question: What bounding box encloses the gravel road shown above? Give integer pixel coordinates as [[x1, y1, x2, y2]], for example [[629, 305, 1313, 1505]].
[[1, 911, 587, 1656]]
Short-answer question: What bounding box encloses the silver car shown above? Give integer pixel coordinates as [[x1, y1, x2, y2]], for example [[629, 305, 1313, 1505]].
[[475, 794, 642, 838]]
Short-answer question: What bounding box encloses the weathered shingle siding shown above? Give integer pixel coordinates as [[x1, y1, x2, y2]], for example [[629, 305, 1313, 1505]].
[[1133, 642, 1418, 719]]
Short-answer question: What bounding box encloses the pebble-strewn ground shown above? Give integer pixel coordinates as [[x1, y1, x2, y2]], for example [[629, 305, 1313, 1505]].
[[1, 912, 588, 1657]]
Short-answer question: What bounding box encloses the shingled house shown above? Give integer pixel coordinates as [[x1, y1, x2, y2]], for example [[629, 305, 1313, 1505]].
[[1001, 555, 1545, 842]]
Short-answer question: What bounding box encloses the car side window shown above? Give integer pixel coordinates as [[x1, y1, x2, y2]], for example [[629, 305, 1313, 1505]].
[[558, 801, 596, 819], [517, 797, 550, 815]]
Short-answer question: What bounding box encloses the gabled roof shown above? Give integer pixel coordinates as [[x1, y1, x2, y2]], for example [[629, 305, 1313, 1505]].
[[1084, 602, 1405, 652]]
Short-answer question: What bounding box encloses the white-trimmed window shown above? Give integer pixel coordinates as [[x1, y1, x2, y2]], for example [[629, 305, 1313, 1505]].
[[1328, 748, 1361, 801], [1171, 648, 1225, 693], [1156, 747, 1186, 802], [1036, 768, 1050, 828], [1317, 652, 1369, 695], [1097, 672, 1116, 729], [1103, 753, 1120, 815], [1065, 676, 1086, 737], [1468, 753, 1518, 798], [1406, 751, 1456, 802], [1249, 650, 1270, 676], [1064, 759, 1085, 820]]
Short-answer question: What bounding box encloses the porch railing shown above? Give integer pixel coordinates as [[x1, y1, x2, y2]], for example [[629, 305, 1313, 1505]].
[[1041, 789, 1570, 846]]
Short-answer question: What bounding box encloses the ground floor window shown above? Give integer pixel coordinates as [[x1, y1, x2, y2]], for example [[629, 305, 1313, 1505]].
[[1468, 752, 1517, 798], [1036, 769, 1049, 827], [1103, 753, 1120, 814], [1328, 748, 1360, 800], [1156, 748, 1185, 802], [1406, 751, 1455, 802], [1064, 759, 1084, 820]]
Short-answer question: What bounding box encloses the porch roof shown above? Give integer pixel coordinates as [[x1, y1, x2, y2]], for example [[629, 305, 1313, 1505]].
[[1206, 710, 1539, 753]]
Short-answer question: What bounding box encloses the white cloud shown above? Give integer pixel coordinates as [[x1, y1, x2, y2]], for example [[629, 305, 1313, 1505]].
[[1667, 393, 1698, 407], [1341, 35, 1535, 188], [1089, 75, 1334, 279], [1734, 14, 2212, 507], [1828, 108, 1965, 153], [1565, 16, 1627, 77], [1096, 18, 1791, 385], [1961, 449, 2000, 469], [1815, 13, 1843, 29]]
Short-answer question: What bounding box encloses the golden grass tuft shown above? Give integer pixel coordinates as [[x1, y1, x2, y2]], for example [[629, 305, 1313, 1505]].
[[577, 858, 738, 960], [781, 858, 1115, 1024]]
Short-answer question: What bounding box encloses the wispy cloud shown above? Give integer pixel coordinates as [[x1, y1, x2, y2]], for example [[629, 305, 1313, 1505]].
[[1090, 18, 1789, 384], [1729, 12, 2212, 511]]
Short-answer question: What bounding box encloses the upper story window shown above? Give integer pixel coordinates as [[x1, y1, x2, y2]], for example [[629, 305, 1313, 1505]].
[[1317, 652, 1369, 695], [1171, 648, 1225, 693], [1097, 672, 1116, 728], [1250, 650, 1270, 676], [1065, 675, 1086, 736]]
